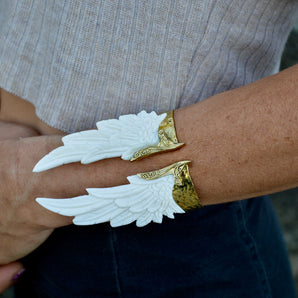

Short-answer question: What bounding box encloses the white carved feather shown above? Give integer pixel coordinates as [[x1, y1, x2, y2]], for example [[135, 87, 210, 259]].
[[36, 175, 185, 227], [33, 111, 166, 172]]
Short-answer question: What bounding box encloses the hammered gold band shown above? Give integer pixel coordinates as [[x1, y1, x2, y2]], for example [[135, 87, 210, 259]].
[[130, 111, 184, 161], [138, 161, 203, 211]]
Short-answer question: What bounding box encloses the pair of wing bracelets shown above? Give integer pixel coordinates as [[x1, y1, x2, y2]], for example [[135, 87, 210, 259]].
[[34, 110, 203, 227]]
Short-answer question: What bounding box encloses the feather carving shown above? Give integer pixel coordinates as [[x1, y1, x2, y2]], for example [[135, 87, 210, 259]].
[[36, 175, 185, 227], [33, 111, 166, 172]]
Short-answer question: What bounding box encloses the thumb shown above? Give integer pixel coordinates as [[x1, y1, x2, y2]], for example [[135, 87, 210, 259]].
[[0, 262, 25, 294]]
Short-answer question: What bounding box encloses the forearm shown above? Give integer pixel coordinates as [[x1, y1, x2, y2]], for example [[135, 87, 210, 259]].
[[0, 65, 296, 264], [4, 65, 295, 213], [33, 65, 297, 207], [28, 65, 297, 207], [171, 64, 298, 205]]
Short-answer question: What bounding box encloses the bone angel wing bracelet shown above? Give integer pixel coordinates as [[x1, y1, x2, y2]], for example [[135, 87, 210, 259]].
[[33, 111, 202, 227], [36, 161, 202, 227], [33, 110, 184, 172]]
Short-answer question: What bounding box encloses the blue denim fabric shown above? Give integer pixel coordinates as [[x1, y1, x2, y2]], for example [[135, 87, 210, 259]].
[[15, 196, 296, 298]]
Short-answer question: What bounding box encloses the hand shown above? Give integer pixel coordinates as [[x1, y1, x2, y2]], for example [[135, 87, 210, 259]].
[[0, 132, 77, 294], [0, 121, 39, 293], [0, 124, 186, 265], [0, 133, 140, 265], [0, 135, 73, 265]]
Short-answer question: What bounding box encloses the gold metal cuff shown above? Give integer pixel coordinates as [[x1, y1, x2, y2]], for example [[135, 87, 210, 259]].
[[130, 110, 184, 161], [137, 161, 203, 211]]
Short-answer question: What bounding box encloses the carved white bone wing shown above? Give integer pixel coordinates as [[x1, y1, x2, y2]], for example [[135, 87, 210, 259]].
[[36, 175, 185, 227], [33, 111, 166, 172]]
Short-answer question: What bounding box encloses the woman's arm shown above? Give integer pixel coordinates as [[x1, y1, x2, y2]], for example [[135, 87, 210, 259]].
[[0, 65, 296, 267], [173, 64, 297, 205]]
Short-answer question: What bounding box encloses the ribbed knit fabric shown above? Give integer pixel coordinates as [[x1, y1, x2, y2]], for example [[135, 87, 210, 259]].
[[0, 0, 297, 132]]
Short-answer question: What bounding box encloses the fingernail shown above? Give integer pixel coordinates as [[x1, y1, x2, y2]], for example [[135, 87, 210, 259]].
[[12, 269, 26, 281]]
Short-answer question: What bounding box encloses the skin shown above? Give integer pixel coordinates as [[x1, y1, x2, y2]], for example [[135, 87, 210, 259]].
[[0, 122, 39, 292], [0, 64, 297, 293]]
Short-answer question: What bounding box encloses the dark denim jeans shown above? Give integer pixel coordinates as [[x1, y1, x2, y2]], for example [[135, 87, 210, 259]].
[[16, 196, 296, 297]]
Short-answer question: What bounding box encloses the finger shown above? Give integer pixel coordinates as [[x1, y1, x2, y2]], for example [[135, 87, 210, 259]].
[[0, 121, 39, 141], [0, 262, 25, 294]]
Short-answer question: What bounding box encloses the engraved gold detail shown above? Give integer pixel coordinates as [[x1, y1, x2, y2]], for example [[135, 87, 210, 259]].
[[137, 161, 202, 211], [130, 111, 184, 161]]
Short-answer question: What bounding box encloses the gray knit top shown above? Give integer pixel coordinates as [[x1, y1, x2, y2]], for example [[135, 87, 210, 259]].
[[0, 0, 297, 133]]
